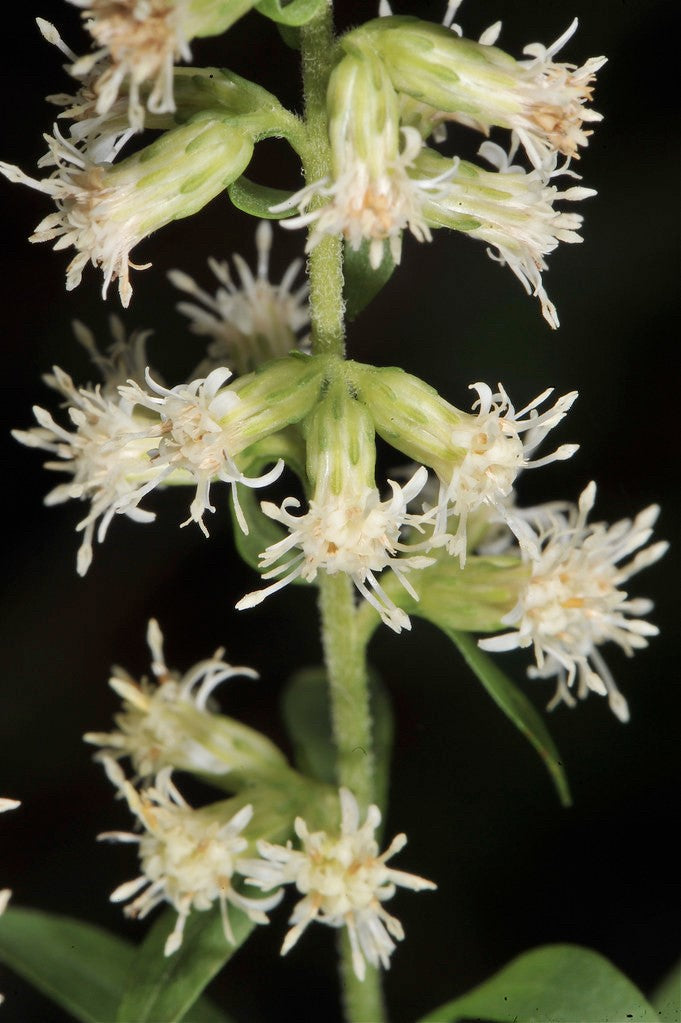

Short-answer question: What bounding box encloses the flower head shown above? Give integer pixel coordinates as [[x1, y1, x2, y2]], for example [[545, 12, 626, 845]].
[[241, 787, 436, 981], [360, 16, 605, 176], [273, 50, 452, 269], [101, 760, 282, 955], [68, 0, 193, 132], [434, 383, 578, 565], [0, 118, 253, 306], [509, 19, 606, 172], [168, 221, 310, 377], [419, 141, 596, 328], [119, 367, 285, 536], [84, 618, 264, 781], [12, 360, 160, 576], [237, 466, 434, 634], [67, 0, 258, 132], [480, 482, 668, 721]]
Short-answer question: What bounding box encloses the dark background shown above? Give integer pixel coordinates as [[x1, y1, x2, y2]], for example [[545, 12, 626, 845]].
[[1, 1, 678, 1020]]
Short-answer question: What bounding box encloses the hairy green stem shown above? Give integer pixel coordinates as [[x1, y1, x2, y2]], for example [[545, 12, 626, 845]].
[[318, 572, 386, 1023], [300, 7, 385, 1020], [299, 4, 345, 358]]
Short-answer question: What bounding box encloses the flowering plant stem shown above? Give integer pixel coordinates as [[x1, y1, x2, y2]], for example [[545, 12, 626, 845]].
[[301, 7, 386, 1020]]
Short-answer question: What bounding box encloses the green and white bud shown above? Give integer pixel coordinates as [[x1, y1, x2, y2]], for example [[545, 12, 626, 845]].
[[85, 618, 290, 788], [0, 115, 254, 306], [117, 354, 324, 535], [356, 366, 578, 566], [353, 363, 465, 477], [237, 377, 435, 632], [352, 16, 605, 174], [69, 0, 260, 130], [274, 49, 448, 269]]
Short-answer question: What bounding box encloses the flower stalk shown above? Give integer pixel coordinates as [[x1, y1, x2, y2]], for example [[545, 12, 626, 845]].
[[300, 6, 386, 1020]]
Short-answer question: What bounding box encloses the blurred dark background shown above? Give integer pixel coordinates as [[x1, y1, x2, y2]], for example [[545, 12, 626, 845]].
[[1, 1, 678, 1020]]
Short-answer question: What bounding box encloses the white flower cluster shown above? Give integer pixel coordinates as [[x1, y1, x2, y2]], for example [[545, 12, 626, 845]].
[[101, 765, 434, 980], [100, 760, 281, 956], [272, 9, 605, 326], [480, 482, 668, 720], [168, 220, 310, 377], [237, 466, 435, 634], [12, 310, 289, 572], [241, 787, 436, 981]]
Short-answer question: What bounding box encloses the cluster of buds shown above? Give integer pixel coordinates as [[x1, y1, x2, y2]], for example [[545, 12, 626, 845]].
[[92, 624, 433, 978], [14, 272, 666, 718], [274, 10, 606, 327], [2, 4, 604, 326]]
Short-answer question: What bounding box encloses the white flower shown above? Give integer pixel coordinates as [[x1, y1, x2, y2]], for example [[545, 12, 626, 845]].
[[67, 0, 193, 132], [275, 127, 453, 271], [480, 482, 668, 721], [0, 799, 21, 814], [236, 466, 435, 633], [240, 787, 436, 982], [84, 618, 259, 781], [168, 221, 310, 377], [510, 19, 606, 173], [101, 760, 282, 955], [0, 127, 148, 306], [119, 367, 284, 536], [435, 383, 578, 565], [419, 141, 596, 328], [0, 119, 253, 306], [12, 363, 160, 576], [37, 18, 137, 163]]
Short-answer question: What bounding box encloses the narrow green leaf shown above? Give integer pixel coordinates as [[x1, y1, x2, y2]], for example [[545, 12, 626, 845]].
[[117, 906, 254, 1023], [255, 0, 325, 26], [281, 667, 394, 818], [343, 239, 396, 320], [0, 908, 132, 1023], [282, 667, 335, 784], [447, 630, 571, 807], [418, 944, 657, 1023], [651, 958, 681, 1022], [228, 176, 297, 219], [0, 907, 236, 1023]]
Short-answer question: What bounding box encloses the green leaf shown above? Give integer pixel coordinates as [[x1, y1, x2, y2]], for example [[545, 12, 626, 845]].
[[418, 944, 657, 1023], [0, 907, 236, 1023], [343, 239, 396, 320], [255, 0, 325, 26], [446, 630, 571, 807], [0, 908, 132, 1023], [281, 667, 394, 818], [651, 958, 681, 1022], [117, 905, 254, 1023], [228, 175, 297, 219]]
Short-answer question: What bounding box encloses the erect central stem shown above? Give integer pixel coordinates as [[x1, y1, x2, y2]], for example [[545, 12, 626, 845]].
[[300, 7, 386, 1022], [299, 3, 345, 358]]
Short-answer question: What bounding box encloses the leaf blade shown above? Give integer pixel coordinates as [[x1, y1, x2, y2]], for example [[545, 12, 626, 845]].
[[116, 906, 255, 1023], [447, 629, 571, 807], [0, 907, 132, 1023], [418, 944, 657, 1023]]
